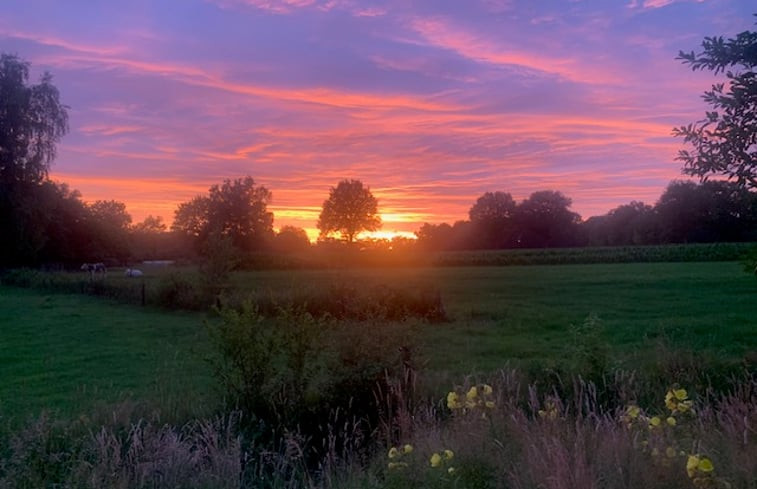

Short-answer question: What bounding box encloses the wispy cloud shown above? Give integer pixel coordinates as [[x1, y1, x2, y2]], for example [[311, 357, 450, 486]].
[[408, 17, 621, 85]]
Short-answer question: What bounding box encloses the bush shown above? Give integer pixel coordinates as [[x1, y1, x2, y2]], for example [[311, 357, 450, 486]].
[[249, 282, 446, 322], [205, 302, 420, 457], [154, 271, 205, 310]]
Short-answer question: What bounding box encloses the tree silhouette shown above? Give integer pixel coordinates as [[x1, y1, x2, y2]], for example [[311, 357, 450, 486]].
[[469, 191, 517, 249], [514, 190, 581, 248], [0, 54, 68, 186], [674, 21, 757, 187], [0, 53, 69, 265], [172, 176, 273, 253], [317, 179, 381, 243], [274, 225, 311, 253]]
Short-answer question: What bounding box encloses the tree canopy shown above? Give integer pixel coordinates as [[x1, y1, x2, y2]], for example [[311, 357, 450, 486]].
[[674, 21, 757, 187], [172, 176, 273, 254], [514, 190, 581, 248], [0, 53, 68, 187], [0, 53, 71, 265], [469, 191, 517, 249], [317, 179, 381, 243]]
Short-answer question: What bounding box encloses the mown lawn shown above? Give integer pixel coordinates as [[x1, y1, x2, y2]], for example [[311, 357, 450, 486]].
[[2, 260, 756, 419]]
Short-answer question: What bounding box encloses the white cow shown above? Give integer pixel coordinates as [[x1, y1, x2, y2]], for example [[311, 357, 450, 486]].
[[124, 268, 144, 277]]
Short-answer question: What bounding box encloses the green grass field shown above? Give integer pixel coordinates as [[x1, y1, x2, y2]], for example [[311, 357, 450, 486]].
[[2, 261, 756, 420], [237, 261, 757, 372], [0, 288, 214, 420]]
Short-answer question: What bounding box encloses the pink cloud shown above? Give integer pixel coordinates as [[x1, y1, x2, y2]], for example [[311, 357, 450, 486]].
[[409, 17, 623, 85], [0, 27, 126, 56]]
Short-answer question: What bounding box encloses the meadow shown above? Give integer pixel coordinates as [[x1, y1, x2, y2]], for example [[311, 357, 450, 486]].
[[3, 260, 756, 418], [1, 258, 756, 488]]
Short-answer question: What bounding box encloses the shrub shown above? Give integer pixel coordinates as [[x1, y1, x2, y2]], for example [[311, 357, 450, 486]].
[[154, 271, 205, 310], [249, 282, 446, 322], [205, 302, 420, 459]]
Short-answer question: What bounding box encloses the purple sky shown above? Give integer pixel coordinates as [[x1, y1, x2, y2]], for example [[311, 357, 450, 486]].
[[1, 0, 753, 239]]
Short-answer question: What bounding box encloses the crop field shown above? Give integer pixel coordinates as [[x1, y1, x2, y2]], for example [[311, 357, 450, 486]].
[[2, 260, 756, 421]]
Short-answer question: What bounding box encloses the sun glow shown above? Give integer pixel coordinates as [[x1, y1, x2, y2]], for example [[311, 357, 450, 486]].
[[358, 230, 417, 241]]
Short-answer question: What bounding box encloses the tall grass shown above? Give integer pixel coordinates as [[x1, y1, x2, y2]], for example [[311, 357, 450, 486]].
[[2, 368, 754, 488]]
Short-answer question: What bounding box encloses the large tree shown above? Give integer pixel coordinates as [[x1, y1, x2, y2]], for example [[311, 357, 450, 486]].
[[655, 180, 757, 243], [514, 190, 582, 248], [469, 191, 517, 249], [172, 176, 273, 253], [673, 22, 757, 187], [317, 179, 381, 243], [0, 54, 69, 265], [86, 200, 133, 262], [0, 54, 68, 186]]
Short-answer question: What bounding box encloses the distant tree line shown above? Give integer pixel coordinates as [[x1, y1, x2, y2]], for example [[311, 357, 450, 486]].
[[415, 181, 757, 252]]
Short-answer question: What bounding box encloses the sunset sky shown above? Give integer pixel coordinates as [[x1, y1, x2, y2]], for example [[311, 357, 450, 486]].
[[1, 0, 753, 239]]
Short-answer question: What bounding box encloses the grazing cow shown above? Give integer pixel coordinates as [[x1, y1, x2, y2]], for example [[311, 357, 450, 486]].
[[81, 262, 107, 280], [124, 268, 144, 277]]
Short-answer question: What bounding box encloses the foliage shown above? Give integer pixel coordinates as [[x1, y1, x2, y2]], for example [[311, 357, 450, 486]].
[[584, 201, 657, 246], [1, 373, 755, 489], [0, 53, 68, 187], [655, 180, 757, 243], [317, 179, 381, 243], [0, 54, 71, 266], [172, 176, 273, 254], [205, 301, 416, 449], [469, 191, 517, 249], [419, 182, 757, 251], [199, 233, 239, 300], [86, 199, 133, 262], [154, 271, 205, 310], [431, 242, 755, 266], [563, 313, 610, 379], [0, 413, 242, 489], [248, 282, 447, 322], [674, 21, 757, 187], [514, 190, 582, 248], [273, 225, 311, 253]]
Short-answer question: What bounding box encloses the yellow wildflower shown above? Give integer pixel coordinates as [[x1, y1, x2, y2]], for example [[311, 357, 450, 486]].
[[666, 416, 677, 426], [687, 455, 700, 478], [674, 388, 688, 400], [698, 457, 714, 473], [677, 400, 693, 413], [388, 447, 399, 459], [626, 405, 640, 418], [665, 390, 676, 411], [447, 391, 463, 410], [444, 449, 454, 460], [466, 386, 478, 400], [482, 384, 493, 395], [430, 453, 442, 468], [648, 416, 661, 428], [387, 461, 407, 470], [403, 444, 413, 454], [447, 467, 456, 475], [485, 400, 495, 409]]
